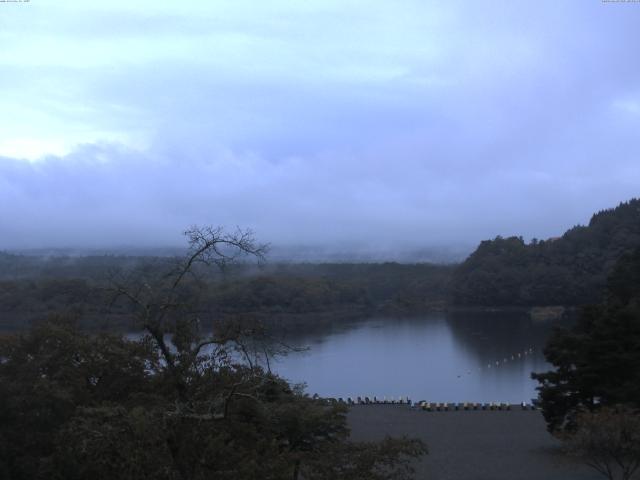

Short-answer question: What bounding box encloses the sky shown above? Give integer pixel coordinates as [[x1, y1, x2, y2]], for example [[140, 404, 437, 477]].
[[0, 0, 639, 253]]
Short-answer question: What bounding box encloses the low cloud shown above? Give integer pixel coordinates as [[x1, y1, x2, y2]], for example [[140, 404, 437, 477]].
[[1, 134, 637, 251], [1, 1, 639, 252]]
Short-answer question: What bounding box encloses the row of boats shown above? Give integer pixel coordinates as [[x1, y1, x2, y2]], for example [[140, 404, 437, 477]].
[[415, 401, 537, 411], [329, 396, 538, 411]]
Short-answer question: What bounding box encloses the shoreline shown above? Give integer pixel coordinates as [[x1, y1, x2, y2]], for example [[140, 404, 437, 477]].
[[347, 405, 600, 480]]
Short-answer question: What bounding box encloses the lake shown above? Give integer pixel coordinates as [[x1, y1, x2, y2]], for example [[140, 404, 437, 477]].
[[272, 311, 564, 404]]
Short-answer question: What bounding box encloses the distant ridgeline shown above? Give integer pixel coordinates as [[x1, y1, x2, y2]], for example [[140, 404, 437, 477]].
[[451, 199, 640, 307]]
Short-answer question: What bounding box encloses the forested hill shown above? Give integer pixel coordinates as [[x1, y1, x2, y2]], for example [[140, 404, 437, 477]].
[[451, 198, 640, 307]]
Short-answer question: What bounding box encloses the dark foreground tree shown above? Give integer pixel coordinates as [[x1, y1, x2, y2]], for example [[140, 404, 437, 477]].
[[0, 320, 155, 480], [0, 226, 426, 480], [532, 247, 640, 433], [562, 406, 640, 480]]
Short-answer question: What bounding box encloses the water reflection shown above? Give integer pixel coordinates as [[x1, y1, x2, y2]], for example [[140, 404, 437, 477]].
[[273, 313, 566, 404]]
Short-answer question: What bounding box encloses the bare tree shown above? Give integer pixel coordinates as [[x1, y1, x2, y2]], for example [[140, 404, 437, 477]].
[[108, 225, 271, 402], [563, 406, 640, 480], [5, 226, 427, 480]]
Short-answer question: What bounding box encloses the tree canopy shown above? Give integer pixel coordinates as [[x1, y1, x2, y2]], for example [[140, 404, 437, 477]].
[[532, 246, 640, 433], [451, 199, 640, 306]]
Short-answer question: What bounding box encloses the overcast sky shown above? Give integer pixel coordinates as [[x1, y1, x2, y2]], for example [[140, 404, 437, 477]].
[[0, 0, 639, 252]]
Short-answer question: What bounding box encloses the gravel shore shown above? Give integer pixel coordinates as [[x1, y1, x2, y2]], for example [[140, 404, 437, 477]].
[[348, 405, 603, 480]]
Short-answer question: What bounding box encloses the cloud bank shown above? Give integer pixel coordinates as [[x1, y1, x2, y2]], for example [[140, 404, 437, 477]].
[[0, 1, 639, 251]]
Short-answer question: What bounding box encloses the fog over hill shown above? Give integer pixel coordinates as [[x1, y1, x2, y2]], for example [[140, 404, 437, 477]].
[[5, 243, 472, 264]]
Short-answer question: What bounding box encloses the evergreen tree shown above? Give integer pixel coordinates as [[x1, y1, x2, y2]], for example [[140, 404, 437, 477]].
[[532, 247, 640, 433]]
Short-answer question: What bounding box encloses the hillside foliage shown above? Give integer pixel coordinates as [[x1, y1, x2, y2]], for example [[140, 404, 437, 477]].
[[451, 199, 640, 306]]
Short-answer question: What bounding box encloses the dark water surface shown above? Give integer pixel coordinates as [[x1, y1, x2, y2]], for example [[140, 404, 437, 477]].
[[273, 312, 565, 404]]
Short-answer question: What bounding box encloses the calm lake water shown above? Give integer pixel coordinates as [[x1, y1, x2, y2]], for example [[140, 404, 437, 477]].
[[272, 312, 564, 404]]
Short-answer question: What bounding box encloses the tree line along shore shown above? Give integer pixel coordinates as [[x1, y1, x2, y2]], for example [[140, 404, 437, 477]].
[[1, 198, 639, 331]]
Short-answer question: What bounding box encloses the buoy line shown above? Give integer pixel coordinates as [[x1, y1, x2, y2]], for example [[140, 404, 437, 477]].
[[457, 347, 535, 378]]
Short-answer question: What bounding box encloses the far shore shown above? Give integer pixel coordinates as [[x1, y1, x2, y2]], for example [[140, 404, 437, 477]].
[[0, 304, 577, 333]]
